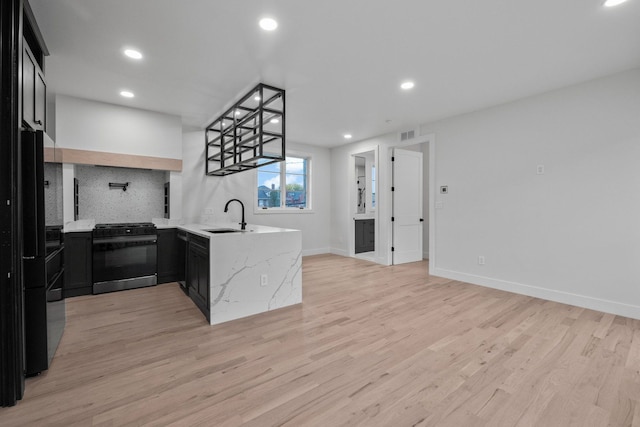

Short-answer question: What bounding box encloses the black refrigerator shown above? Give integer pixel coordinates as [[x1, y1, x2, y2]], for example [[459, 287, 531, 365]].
[[21, 129, 65, 376]]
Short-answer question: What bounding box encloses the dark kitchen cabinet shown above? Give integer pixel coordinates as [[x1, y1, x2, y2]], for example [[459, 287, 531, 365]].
[[22, 40, 46, 131], [186, 233, 209, 321], [355, 219, 375, 254], [157, 228, 179, 284], [63, 232, 92, 297]]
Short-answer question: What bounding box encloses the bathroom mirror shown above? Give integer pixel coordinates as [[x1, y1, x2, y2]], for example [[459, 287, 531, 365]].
[[355, 156, 366, 214], [371, 165, 376, 208]]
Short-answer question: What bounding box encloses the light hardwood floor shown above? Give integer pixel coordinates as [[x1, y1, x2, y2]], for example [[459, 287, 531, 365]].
[[3, 254, 640, 426]]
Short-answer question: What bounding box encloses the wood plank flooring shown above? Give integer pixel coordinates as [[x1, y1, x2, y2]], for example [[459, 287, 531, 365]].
[[3, 254, 640, 426]]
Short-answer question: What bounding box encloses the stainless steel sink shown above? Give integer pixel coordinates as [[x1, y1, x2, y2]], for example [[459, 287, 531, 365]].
[[203, 228, 242, 234]]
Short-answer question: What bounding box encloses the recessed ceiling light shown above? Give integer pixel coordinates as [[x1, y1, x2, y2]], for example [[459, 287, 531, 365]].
[[254, 95, 261, 101], [270, 118, 280, 124], [259, 17, 278, 31], [344, 134, 352, 139], [400, 81, 415, 90], [604, 0, 629, 6], [120, 90, 134, 98], [123, 49, 143, 60]]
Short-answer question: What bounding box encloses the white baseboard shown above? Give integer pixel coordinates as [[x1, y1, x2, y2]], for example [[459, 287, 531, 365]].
[[330, 247, 349, 257], [302, 248, 330, 257], [430, 267, 640, 320]]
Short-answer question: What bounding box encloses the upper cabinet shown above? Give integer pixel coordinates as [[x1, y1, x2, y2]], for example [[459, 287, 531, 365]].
[[22, 40, 46, 132], [22, 0, 49, 132]]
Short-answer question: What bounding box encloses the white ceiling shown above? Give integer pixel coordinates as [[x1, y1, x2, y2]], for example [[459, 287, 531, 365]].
[[30, 0, 640, 147]]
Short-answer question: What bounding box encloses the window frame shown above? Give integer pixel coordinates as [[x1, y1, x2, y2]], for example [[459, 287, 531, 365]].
[[254, 152, 313, 214]]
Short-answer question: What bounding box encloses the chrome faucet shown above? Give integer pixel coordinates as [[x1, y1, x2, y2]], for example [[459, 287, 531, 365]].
[[224, 199, 246, 230]]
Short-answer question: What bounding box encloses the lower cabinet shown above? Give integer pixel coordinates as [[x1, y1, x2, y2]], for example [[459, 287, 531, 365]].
[[63, 231, 92, 297], [157, 228, 179, 284], [355, 219, 375, 254], [186, 233, 210, 321], [176, 229, 186, 291]]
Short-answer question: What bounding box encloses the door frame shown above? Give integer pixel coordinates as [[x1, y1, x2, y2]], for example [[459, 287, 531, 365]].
[[384, 133, 436, 267], [348, 146, 379, 260]]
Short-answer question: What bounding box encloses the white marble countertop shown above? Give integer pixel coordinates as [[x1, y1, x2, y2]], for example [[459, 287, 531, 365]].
[[62, 220, 297, 236], [63, 220, 95, 233], [154, 224, 180, 229], [353, 213, 375, 220], [151, 218, 183, 229], [178, 223, 299, 238]]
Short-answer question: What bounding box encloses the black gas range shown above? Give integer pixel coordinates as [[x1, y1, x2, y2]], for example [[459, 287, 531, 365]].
[[92, 222, 158, 294]]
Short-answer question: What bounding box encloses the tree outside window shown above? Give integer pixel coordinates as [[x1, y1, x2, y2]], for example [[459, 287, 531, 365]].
[[257, 156, 309, 209]]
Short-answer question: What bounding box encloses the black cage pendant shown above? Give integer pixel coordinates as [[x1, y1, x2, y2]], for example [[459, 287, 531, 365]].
[[205, 83, 285, 176]]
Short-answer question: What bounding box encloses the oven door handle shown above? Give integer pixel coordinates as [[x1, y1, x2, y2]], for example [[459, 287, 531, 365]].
[[93, 235, 157, 245]]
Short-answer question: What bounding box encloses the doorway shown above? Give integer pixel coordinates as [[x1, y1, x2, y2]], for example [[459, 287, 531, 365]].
[[350, 149, 378, 261]]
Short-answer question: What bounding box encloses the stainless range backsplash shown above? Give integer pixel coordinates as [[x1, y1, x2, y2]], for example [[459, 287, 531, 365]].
[[76, 165, 165, 223]]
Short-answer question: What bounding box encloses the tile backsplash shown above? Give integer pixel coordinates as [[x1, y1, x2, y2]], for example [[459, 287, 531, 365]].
[[76, 165, 165, 223], [44, 163, 63, 225]]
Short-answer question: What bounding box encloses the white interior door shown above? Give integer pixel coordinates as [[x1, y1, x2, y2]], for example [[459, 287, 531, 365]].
[[392, 148, 423, 264]]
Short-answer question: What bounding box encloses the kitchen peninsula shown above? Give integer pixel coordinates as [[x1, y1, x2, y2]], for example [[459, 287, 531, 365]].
[[178, 223, 302, 325]]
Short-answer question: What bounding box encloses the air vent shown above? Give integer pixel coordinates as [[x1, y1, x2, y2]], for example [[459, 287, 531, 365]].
[[400, 130, 415, 141]]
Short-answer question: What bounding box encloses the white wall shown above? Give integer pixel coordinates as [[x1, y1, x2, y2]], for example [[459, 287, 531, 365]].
[[425, 68, 640, 319], [55, 95, 182, 159], [182, 131, 331, 255]]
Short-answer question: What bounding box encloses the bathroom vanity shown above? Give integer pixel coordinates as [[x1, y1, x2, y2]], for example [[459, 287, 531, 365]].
[[177, 223, 302, 325]]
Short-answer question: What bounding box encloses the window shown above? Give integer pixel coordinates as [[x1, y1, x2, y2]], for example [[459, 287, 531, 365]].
[[257, 156, 310, 210]]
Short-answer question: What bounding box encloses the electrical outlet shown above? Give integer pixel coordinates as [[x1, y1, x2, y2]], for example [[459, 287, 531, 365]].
[[536, 165, 545, 175], [260, 274, 268, 287], [478, 256, 485, 265]]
